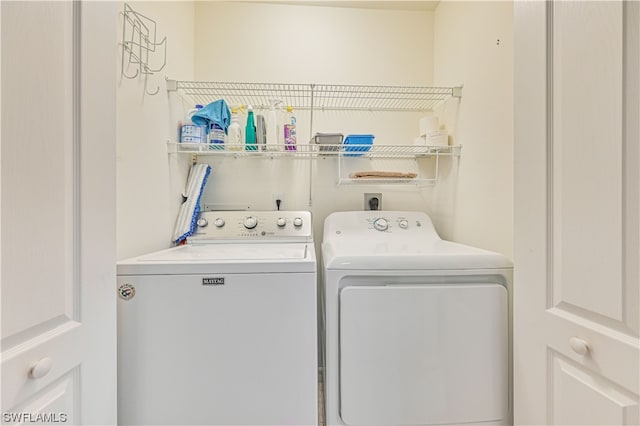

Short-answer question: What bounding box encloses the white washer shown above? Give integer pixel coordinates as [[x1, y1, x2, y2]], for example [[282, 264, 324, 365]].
[[322, 211, 512, 426], [117, 211, 317, 426]]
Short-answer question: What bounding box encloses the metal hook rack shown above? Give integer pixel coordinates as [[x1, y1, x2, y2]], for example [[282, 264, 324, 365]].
[[121, 3, 167, 96]]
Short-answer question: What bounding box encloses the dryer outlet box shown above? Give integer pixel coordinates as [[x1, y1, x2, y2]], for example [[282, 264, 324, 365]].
[[364, 193, 382, 211]]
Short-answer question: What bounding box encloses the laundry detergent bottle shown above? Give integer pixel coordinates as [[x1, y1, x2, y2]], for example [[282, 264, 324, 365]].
[[245, 105, 257, 151], [180, 104, 206, 147], [284, 105, 297, 151], [226, 107, 244, 151]]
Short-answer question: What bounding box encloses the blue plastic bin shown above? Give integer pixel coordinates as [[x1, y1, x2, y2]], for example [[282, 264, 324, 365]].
[[343, 134, 374, 156]]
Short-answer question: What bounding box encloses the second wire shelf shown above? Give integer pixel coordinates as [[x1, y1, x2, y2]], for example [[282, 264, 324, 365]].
[[167, 142, 461, 159]]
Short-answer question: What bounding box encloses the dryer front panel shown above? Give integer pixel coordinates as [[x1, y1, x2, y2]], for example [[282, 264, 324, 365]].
[[339, 284, 508, 426]]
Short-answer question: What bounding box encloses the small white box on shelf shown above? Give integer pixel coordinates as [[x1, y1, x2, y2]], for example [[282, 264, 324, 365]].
[[425, 130, 449, 146]]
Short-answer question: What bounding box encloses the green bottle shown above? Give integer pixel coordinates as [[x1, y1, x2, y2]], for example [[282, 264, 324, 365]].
[[245, 105, 257, 151]]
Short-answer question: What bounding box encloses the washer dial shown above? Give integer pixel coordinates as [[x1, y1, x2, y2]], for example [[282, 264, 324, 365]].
[[244, 216, 258, 229], [373, 218, 389, 231]]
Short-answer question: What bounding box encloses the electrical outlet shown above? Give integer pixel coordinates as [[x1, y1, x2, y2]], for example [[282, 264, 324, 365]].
[[364, 193, 382, 211], [273, 193, 284, 211]]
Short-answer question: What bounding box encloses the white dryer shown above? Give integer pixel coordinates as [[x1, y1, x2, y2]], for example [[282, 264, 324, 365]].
[[117, 211, 317, 426], [322, 211, 512, 426]]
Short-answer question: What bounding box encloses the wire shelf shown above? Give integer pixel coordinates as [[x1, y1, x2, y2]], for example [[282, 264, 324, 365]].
[[168, 80, 461, 112], [170, 81, 313, 110], [337, 176, 435, 186], [313, 84, 456, 111], [167, 142, 461, 159]]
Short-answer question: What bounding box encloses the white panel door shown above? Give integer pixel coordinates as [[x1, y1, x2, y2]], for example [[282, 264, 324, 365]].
[[514, 1, 639, 424], [340, 284, 508, 426], [1, 2, 116, 424]]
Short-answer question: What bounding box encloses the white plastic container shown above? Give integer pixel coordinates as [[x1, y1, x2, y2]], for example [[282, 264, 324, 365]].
[[266, 99, 281, 151], [180, 104, 206, 147], [226, 107, 243, 151]]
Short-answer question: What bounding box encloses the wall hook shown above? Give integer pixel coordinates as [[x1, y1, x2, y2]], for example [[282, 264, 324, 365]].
[[120, 3, 167, 96]]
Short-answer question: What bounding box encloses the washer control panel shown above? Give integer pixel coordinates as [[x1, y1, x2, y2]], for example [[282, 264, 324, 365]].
[[190, 211, 312, 241]]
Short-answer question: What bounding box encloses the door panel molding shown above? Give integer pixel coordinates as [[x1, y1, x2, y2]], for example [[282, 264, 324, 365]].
[[71, 0, 81, 324], [547, 0, 636, 334], [10, 367, 79, 425], [551, 302, 638, 337], [622, 0, 640, 336], [1, 322, 81, 410], [1, 1, 78, 346], [548, 349, 638, 425]]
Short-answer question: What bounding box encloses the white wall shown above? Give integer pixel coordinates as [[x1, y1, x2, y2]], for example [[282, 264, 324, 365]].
[[433, 0, 514, 259], [116, 1, 514, 261], [194, 2, 433, 85], [116, 1, 195, 259], [190, 1, 438, 244]]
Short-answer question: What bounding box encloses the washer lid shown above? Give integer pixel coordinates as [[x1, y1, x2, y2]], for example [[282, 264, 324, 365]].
[[117, 243, 316, 275], [322, 211, 511, 270]]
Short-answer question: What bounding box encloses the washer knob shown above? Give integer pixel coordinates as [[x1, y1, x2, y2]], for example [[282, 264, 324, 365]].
[[244, 216, 258, 229], [196, 217, 208, 227], [214, 218, 225, 228], [373, 218, 389, 231], [277, 218, 286, 227], [293, 217, 303, 227], [398, 219, 409, 229]]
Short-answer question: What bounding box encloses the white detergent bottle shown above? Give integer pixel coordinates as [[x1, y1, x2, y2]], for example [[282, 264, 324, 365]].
[[265, 99, 281, 151], [180, 104, 205, 147], [226, 106, 244, 151]]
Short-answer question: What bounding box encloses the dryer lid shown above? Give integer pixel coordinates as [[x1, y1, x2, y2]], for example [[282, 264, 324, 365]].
[[323, 239, 511, 270], [322, 211, 511, 270]]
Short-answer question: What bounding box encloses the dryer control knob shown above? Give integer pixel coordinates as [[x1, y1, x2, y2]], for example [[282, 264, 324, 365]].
[[373, 218, 389, 231], [214, 218, 225, 228], [196, 217, 208, 227], [244, 216, 258, 229], [293, 217, 303, 227], [398, 219, 409, 229], [277, 218, 286, 227]]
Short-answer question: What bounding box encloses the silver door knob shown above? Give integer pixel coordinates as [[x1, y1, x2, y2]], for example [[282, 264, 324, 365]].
[[29, 357, 53, 379], [569, 337, 590, 355]]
